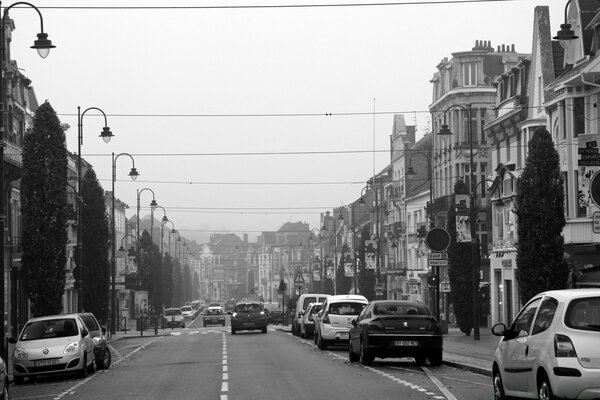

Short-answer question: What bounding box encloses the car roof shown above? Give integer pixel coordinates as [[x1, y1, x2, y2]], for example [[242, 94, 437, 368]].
[[235, 301, 262, 305], [326, 294, 368, 303], [535, 289, 600, 302], [26, 314, 82, 323], [369, 300, 425, 307]]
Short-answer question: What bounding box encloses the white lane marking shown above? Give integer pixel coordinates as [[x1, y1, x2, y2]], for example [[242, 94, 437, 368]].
[[221, 332, 228, 399], [422, 366, 458, 400]]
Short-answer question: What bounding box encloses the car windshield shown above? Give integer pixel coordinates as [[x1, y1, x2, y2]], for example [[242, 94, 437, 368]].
[[373, 303, 431, 316], [329, 302, 366, 315], [20, 318, 79, 340], [565, 297, 600, 330], [165, 309, 182, 316], [236, 304, 262, 313]]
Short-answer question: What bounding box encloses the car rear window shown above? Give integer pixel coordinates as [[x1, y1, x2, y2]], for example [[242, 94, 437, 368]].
[[373, 303, 430, 316], [236, 304, 262, 313], [329, 302, 366, 315], [165, 309, 182, 316], [302, 297, 317, 310], [181, 306, 193, 312], [21, 318, 79, 340], [565, 297, 600, 331], [207, 309, 223, 315]]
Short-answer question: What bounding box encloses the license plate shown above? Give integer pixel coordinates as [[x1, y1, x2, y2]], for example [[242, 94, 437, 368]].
[[34, 359, 58, 367], [243, 322, 255, 326], [395, 340, 419, 346], [339, 332, 349, 338]]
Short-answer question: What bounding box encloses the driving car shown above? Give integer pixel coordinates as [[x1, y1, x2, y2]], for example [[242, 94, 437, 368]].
[[348, 300, 443, 366], [10, 314, 96, 384], [315, 294, 368, 350], [163, 308, 185, 328], [300, 302, 322, 339], [231, 301, 268, 334], [180, 305, 196, 320], [491, 289, 600, 400], [292, 293, 330, 336], [203, 306, 226, 326], [77, 313, 111, 370]]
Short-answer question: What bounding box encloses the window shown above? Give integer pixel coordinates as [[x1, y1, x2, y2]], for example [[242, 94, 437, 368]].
[[573, 97, 585, 137], [532, 297, 558, 335], [463, 62, 478, 86], [509, 298, 541, 337]]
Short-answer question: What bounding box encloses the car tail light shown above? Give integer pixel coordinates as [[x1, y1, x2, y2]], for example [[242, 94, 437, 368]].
[[366, 320, 383, 332], [260, 311, 265, 315], [232, 312, 238, 318], [554, 334, 577, 357]]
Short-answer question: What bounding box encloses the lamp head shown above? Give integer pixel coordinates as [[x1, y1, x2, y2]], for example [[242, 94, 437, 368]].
[[31, 32, 55, 58], [162, 215, 169, 223], [358, 197, 366, 205], [100, 126, 113, 143], [554, 23, 578, 49], [128, 167, 139, 181], [150, 199, 158, 210], [438, 124, 452, 135]]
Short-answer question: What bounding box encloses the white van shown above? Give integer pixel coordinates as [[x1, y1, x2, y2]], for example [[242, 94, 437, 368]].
[[315, 294, 368, 350], [292, 293, 330, 336]]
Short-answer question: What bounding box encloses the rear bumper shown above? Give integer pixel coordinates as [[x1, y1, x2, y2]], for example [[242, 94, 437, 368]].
[[365, 334, 443, 358]]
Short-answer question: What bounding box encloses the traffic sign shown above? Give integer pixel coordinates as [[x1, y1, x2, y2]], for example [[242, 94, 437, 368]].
[[425, 228, 451, 252], [593, 211, 600, 234], [294, 272, 304, 285], [591, 171, 600, 208], [374, 283, 384, 294], [440, 282, 451, 292], [428, 259, 448, 266]]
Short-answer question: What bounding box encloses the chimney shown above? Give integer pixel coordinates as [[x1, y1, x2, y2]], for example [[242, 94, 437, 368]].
[[244, 233, 248, 243]]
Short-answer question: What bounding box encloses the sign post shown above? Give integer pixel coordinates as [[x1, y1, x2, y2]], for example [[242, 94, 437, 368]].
[[425, 228, 451, 322]]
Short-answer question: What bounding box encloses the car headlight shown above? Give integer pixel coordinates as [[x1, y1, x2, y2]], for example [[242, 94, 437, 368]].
[[232, 313, 237, 318], [64, 341, 81, 355], [92, 337, 101, 346], [14, 347, 28, 359]]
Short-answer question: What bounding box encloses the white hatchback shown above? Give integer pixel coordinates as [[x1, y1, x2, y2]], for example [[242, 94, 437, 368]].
[[315, 294, 368, 350], [491, 289, 600, 400]]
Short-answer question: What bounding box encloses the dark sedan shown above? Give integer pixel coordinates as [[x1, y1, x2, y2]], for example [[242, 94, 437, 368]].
[[231, 302, 267, 334], [348, 300, 443, 366]]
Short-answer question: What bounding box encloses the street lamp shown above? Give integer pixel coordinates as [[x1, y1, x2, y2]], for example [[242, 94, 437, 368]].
[[321, 212, 343, 294], [553, 0, 578, 49], [0, 0, 53, 356], [437, 103, 480, 340], [154, 205, 168, 314], [110, 152, 138, 334], [76, 106, 113, 312], [118, 233, 137, 254]]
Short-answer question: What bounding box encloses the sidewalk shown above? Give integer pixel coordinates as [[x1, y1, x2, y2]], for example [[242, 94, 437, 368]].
[[107, 321, 497, 377]]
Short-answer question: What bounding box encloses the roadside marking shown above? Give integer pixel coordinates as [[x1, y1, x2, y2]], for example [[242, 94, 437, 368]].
[[422, 366, 457, 400]]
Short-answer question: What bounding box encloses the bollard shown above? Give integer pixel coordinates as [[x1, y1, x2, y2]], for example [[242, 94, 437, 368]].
[[154, 315, 158, 335]]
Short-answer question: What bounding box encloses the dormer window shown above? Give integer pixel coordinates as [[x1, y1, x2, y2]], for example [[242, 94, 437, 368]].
[[463, 62, 478, 87]]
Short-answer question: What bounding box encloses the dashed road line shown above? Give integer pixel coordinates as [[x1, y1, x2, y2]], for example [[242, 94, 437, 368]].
[[221, 332, 228, 400]]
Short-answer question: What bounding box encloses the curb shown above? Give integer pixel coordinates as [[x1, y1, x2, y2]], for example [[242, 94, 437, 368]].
[[442, 360, 491, 377]]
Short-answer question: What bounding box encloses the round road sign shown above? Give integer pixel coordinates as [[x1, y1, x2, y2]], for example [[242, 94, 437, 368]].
[[591, 171, 600, 208], [425, 227, 451, 252]]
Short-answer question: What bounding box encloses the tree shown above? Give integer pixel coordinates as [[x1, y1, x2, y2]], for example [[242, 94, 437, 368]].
[[357, 226, 376, 300], [81, 169, 110, 320], [162, 254, 174, 308], [447, 180, 475, 336], [516, 127, 568, 303], [21, 101, 68, 316]]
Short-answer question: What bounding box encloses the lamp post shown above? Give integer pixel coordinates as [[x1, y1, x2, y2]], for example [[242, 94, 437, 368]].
[[154, 205, 168, 314], [136, 188, 157, 315], [76, 106, 113, 312], [406, 150, 437, 317], [308, 228, 322, 293], [110, 152, 138, 334], [553, 0, 578, 49], [437, 103, 480, 340], [0, 0, 53, 358], [321, 213, 343, 295]]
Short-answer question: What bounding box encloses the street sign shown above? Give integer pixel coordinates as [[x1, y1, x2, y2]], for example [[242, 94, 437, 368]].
[[428, 259, 448, 266], [374, 283, 384, 294], [593, 211, 600, 234], [294, 272, 304, 285], [425, 228, 451, 252], [440, 282, 451, 292], [428, 252, 448, 260]]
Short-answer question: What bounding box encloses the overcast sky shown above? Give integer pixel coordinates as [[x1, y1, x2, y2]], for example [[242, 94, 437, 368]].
[[8, 0, 567, 242]]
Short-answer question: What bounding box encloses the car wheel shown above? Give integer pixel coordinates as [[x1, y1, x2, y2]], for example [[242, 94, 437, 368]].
[[262, 327, 267, 334], [348, 340, 359, 362], [428, 350, 443, 367], [538, 371, 555, 400], [79, 354, 89, 378], [415, 355, 427, 366], [182, 323, 185, 328], [231, 328, 236, 335], [492, 367, 506, 400], [0, 378, 7, 400], [13, 376, 24, 385], [317, 333, 327, 350], [359, 340, 373, 366]]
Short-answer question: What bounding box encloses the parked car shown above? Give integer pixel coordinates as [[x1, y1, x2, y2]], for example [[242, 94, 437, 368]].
[[292, 293, 330, 336], [491, 289, 600, 400], [348, 300, 443, 366], [10, 314, 96, 383], [180, 306, 196, 320], [231, 301, 268, 334], [0, 355, 8, 399], [315, 294, 368, 350], [77, 313, 111, 369], [203, 306, 226, 326], [163, 308, 185, 328], [300, 302, 322, 339], [263, 301, 284, 324]]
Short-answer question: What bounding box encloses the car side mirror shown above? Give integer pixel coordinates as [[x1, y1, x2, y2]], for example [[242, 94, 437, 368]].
[[491, 323, 507, 337], [101, 327, 107, 335], [7, 337, 17, 344], [351, 319, 357, 326]]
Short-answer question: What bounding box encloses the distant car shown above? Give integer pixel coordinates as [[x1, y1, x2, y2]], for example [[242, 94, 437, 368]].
[[10, 314, 96, 384], [0, 354, 8, 399], [491, 289, 600, 400], [315, 294, 368, 350], [224, 300, 236, 314], [231, 301, 268, 334], [203, 306, 226, 326], [163, 308, 185, 328], [77, 313, 111, 369], [180, 306, 195, 319], [348, 300, 443, 366], [292, 293, 330, 336], [300, 302, 322, 339]]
